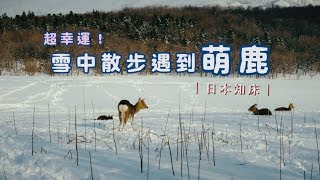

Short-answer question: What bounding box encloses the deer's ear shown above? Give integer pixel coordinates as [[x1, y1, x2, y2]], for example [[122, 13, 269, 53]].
[[138, 98, 141, 101]]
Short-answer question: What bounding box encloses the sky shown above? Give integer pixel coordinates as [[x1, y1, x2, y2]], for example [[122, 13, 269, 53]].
[[0, 0, 319, 17]]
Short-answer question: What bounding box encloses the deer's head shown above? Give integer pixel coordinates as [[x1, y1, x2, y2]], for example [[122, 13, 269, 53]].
[[136, 98, 149, 110], [248, 104, 257, 112]]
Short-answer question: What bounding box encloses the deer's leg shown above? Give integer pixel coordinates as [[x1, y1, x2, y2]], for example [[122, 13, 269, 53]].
[[118, 111, 122, 131], [131, 116, 134, 131], [122, 112, 128, 131]]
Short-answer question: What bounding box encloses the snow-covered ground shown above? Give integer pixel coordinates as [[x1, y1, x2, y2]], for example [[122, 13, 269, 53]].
[[0, 75, 320, 179], [1, 0, 319, 17]]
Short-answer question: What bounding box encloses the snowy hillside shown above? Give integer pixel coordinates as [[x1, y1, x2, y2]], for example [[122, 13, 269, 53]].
[[0, 0, 319, 17], [0, 75, 320, 179]]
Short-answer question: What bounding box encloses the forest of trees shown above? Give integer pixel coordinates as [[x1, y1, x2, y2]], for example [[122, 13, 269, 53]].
[[0, 5, 319, 76]]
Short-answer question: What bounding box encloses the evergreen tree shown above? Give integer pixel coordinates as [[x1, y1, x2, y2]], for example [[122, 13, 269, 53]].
[[264, 31, 271, 45]]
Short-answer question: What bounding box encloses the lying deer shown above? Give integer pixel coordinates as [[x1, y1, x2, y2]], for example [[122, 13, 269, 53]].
[[96, 115, 113, 120], [118, 98, 148, 131], [275, 103, 295, 111], [248, 104, 272, 115]]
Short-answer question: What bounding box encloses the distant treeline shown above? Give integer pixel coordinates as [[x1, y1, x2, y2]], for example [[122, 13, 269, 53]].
[[0, 5, 319, 76]]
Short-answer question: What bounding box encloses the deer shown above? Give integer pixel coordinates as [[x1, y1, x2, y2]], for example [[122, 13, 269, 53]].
[[248, 104, 272, 115], [275, 103, 295, 111], [96, 115, 113, 120], [118, 98, 148, 131]]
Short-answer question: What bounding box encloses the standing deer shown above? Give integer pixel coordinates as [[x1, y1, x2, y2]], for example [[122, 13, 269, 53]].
[[248, 104, 272, 115], [275, 103, 295, 111], [118, 98, 148, 131]]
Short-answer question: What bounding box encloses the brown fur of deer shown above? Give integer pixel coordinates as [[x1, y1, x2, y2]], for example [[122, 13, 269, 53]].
[[118, 98, 148, 131], [248, 104, 272, 115], [275, 103, 295, 111]]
